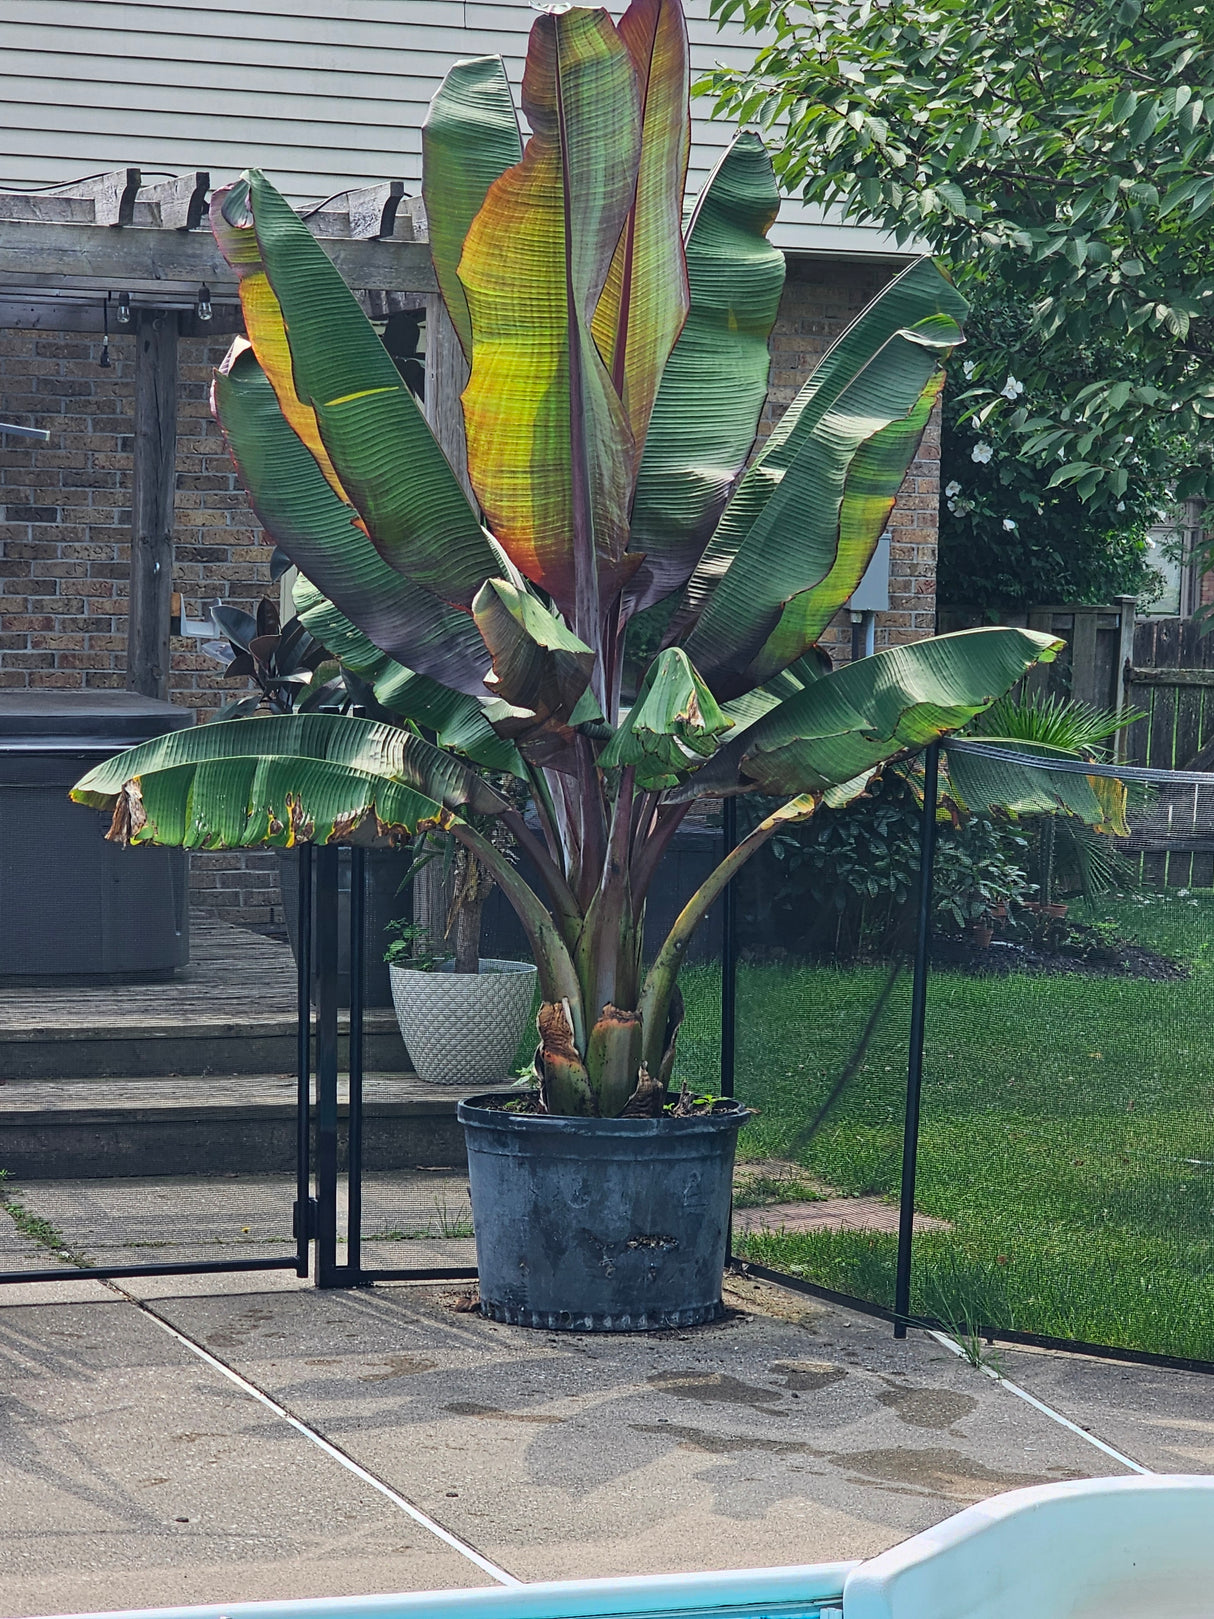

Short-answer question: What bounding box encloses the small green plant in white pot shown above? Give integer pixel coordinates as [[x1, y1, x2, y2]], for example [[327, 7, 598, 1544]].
[[385, 839, 537, 1087]]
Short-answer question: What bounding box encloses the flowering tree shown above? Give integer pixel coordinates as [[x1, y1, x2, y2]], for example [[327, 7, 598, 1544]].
[[937, 297, 1161, 607], [704, 0, 1214, 510]]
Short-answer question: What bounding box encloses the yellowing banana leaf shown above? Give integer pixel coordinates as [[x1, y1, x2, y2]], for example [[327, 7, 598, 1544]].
[[590, 0, 690, 460], [598, 647, 732, 788], [458, 7, 640, 628], [672, 628, 1061, 799], [422, 55, 523, 358], [221, 171, 499, 609], [625, 133, 785, 615], [71, 713, 509, 849], [292, 576, 524, 777], [210, 186, 346, 501], [124, 757, 453, 851], [213, 345, 492, 698], [944, 739, 1130, 834], [681, 260, 967, 696]]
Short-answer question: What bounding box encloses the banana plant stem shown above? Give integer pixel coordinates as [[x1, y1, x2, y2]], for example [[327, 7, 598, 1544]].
[[446, 816, 585, 1046], [500, 807, 582, 943], [637, 795, 817, 1071]]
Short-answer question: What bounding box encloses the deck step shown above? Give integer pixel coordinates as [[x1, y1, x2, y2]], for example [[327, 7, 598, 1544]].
[[0, 1014, 409, 1080], [0, 1074, 517, 1179]]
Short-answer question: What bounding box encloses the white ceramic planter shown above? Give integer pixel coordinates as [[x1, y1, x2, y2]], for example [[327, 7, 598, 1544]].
[[390, 958, 538, 1086]]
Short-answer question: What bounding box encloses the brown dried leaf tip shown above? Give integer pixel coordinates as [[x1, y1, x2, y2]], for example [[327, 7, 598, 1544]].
[[106, 778, 146, 844]]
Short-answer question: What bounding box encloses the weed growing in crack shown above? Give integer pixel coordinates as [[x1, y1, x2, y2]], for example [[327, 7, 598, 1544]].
[[0, 1183, 90, 1269]]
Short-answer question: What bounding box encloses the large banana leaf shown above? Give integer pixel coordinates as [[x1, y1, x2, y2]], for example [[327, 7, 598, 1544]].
[[72, 714, 509, 849], [210, 184, 346, 502], [213, 345, 493, 699], [457, 7, 640, 630], [944, 738, 1129, 834], [292, 577, 523, 777], [590, 0, 690, 460], [216, 171, 498, 610], [675, 628, 1061, 798], [422, 55, 523, 359], [680, 260, 967, 696], [624, 133, 785, 615], [744, 370, 945, 687]]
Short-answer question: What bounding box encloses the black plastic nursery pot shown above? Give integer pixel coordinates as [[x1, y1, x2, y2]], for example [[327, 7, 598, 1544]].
[[458, 1095, 749, 1332]]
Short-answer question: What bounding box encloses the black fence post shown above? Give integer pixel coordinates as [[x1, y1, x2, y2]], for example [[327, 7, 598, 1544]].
[[894, 742, 939, 1337], [314, 845, 341, 1286], [294, 844, 313, 1277], [347, 846, 366, 1281], [720, 795, 738, 1101]]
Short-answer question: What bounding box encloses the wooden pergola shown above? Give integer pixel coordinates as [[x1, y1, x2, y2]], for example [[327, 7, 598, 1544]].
[[0, 169, 467, 700]]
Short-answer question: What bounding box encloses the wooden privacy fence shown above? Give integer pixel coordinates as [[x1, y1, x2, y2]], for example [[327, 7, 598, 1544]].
[[939, 601, 1135, 713], [1122, 617, 1214, 888], [940, 602, 1214, 887], [1123, 617, 1214, 770]]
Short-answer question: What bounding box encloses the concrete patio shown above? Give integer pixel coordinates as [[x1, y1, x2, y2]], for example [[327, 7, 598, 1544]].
[[3, 1217, 1210, 1619]]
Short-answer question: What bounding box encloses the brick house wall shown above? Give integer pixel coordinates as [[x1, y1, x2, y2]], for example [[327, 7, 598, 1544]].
[[0, 324, 279, 926], [0, 256, 938, 929]]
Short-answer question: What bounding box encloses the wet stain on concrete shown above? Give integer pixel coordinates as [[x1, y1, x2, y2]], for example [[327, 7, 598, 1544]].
[[631, 1422, 814, 1456], [770, 1360, 848, 1393], [203, 1308, 274, 1349], [875, 1386, 978, 1430], [633, 1423, 1077, 1503], [832, 1446, 1074, 1499], [359, 1354, 437, 1381], [445, 1401, 562, 1425], [647, 1372, 784, 1410]]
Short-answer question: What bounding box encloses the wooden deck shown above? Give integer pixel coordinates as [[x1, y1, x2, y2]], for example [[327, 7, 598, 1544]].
[[0, 916, 408, 1078], [0, 917, 299, 1036]]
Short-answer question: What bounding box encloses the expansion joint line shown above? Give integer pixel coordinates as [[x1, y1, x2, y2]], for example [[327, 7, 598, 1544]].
[[928, 1329, 1153, 1476], [103, 1280, 522, 1586]]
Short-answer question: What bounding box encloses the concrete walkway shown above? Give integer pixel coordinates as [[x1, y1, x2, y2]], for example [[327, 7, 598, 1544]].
[[3, 1246, 1210, 1619]]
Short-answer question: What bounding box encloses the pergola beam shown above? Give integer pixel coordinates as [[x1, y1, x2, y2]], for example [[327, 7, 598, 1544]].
[[0, 174, 449, 707], [73, 169, 144, 228], [136, 172, 212, 232], [0, 219, 436, 302]]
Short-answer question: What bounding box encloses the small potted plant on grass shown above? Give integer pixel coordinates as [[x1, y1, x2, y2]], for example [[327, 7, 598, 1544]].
[[70, 0, 1062, 1331], [384, 832, 537, 1087]]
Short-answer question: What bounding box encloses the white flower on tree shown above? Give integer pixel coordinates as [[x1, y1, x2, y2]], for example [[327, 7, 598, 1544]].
[[944, 480, 962, 497], [972, 442, 994, 464], [1001, 375, 1025, 400], [1002, 518, 1017, 531]]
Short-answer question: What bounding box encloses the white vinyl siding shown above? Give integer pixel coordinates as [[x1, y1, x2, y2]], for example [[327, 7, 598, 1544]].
[[0, 0, 903, 255]]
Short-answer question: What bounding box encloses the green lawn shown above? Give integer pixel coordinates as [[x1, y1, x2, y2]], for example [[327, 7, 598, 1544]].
[[675, 891, 1214, 1361]]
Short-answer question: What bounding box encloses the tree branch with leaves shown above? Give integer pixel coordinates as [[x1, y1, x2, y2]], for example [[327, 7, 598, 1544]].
[[703, 0, 1214, 506]]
